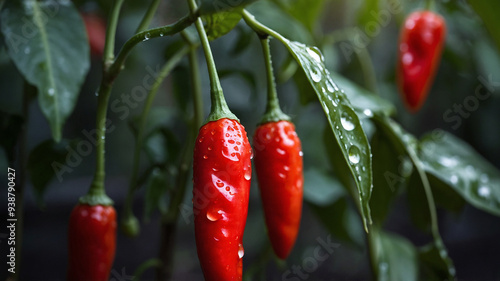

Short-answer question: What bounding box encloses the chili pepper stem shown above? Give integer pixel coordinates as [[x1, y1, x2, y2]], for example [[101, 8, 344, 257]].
[[425, 0, 435, 10], [259, 37, 290, 124], [84, 0, 125, 206], [187, 0, 237, 123]]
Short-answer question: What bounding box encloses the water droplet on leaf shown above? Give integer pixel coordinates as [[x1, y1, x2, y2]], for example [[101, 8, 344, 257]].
[[348, 146, 361, 164]]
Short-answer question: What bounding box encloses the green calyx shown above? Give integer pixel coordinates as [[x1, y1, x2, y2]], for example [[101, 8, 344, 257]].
[[260, 102, 290, 125], [259, 37, 290, 125], [206, 89, 239, 123], [79, 184, 114, 206]]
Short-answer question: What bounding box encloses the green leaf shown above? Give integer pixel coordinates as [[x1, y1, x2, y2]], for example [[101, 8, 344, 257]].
[[27, 139, 76, 206], [329, 72, 395, 117], [419, 239, 456, 281], [199, 0, 260, 15], [468, 1, 500, 52], [419, 130, 500, 216], [370, 130, 410, 224], [371, 228, 418, 281], [204, 10, 242, 41], [144, 168, 168, 221], [0, 0, 90, 142], [282, 39, 373, 231]]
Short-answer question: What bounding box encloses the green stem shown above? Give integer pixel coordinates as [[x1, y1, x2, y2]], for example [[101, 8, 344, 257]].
[[187, 0, 237, 123], [135, 0, 162, 33], [425, 0, 435, 10], [121, 45, 191, 235], [82, 83, 114, 206], [103, 0, 125, 69], [242, 10, 287, 42], [82, 0, 125, 205], [259, 37, 290, 124]]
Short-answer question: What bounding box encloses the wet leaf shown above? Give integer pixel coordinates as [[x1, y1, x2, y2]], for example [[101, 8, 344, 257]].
[[0, 0, 89, 141], [282, 39, 373, 231], [419, 130, 500, 217], [371, 228, 418, 281]]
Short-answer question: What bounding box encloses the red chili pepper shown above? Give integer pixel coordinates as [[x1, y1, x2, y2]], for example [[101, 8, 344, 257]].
[[253, 120, 303, 259], [193, 118, 252, 281], [81, 12, 106, 57], [397, 10, 446, 112], [67, 204, 116, 281]]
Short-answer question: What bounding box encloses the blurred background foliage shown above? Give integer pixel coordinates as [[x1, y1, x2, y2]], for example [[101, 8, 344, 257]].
[[1, 0, 500, 280]]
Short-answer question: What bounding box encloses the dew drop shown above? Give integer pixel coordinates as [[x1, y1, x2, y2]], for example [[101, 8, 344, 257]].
[[48, 88, 55, 96], [348, 146, 361, 164], [203, 155, 208, 160], [159, 32, 164, 37], [216, 181, 224, 188], [284, 166, 290, 171], [276, 148, 286, 155], [324, 80, 335, 94], [310, 67, 322, 82], [363, 109, 373, 117], [225, 186, 230, 191], [208, 147, 212, 151], [307, 47, 323, 63], [221, 228, 229, 237], [478, 186, 491, 197], [450, 175, 458, 184], [238, 244, 245, 258], [322, 101, 330, 114], [244, 169, 251, 181], [341, 112, 356, 131], [95, 92, 99, 97], [211, 130, 215, 135], [299, 151, 304, 157], [207, 210, 219, 221], [143, 33, 150, 41], [278, 173, 286, 179]]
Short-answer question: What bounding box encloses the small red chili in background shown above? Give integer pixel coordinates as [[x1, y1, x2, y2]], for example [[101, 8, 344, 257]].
[[397, 10, 446, 112]]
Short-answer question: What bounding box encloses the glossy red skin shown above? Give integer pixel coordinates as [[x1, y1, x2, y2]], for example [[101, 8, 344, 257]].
[[253, 120, 303, 259], [193, 118, 252, 281], [67, 204, 116, 281], [81, 13, 106, 57], [397, 10, 446, 112]]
